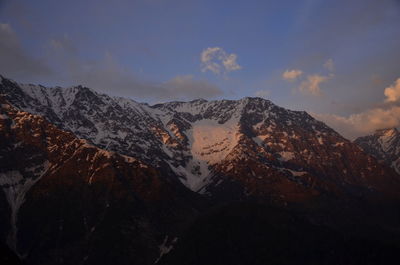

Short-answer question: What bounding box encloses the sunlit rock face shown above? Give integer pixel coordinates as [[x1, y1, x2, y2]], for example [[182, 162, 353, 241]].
[[355, 128, 400, 174]]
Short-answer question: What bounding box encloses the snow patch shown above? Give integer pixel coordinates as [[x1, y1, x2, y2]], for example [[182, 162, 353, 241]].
[[154, 236, 178, 264], [0, 161, 50, 254], [177, 118, 240, 191], [252, 134, 269, 147]]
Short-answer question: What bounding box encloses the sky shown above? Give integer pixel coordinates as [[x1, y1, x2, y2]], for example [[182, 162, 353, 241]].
[[0, 0, 400, 139]]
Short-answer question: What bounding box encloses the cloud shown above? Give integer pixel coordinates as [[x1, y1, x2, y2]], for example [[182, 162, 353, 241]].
[[323, 59, 334, 72], [0, 23, 222, 102], [282, 69, 303, 81], [61, 52, 223, 101], [313, 77, 400, 139], [163, 75, 223, 100], [312, 106, 400, 140], [384, 78, 400, 102], [299, 74, 329, 96], [0, 23, 52, 79], [254, 89, 270, 98], [49, 34, 77, 54], [200, 47, 241, 76]]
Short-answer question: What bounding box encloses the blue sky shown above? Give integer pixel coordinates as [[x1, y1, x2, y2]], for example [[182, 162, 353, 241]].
[[1, 0, 400, 138]]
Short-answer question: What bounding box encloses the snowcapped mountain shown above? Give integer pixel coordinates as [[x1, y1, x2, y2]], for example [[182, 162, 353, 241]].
[[2, 75, 400, 265], [355, 128, 400, 174], [1, 75, 399, 201], [0, 96, 201, 264]]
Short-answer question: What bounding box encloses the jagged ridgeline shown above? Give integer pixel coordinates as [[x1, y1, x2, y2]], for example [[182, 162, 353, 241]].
[[1, 75, 400, 265], [355, 128, 400, 174]]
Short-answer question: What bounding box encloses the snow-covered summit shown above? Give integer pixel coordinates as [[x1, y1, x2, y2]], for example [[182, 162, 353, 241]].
[[2, 76, 393, 195], [355, 128, 400, 174]]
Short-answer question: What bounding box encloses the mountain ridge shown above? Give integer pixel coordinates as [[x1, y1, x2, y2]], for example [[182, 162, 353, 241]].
[[1, 75, 399, 199], [355, 128, 400, 174], [2, 75, 400, 264]]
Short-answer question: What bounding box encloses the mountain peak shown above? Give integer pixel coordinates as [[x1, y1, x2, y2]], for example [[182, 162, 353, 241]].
[[375, 127, 399, 137], [355, 127, 400, 174], [189, 98, 208, 103]]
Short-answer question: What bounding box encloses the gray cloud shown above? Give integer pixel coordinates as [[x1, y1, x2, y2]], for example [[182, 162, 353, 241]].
[[254, 89, 270, 98], [49, 34, 77, 55], [44, 41, 223, 101], [323, 59, 334, 72], [0, 23, 52, 80], [55, 50, 223, 101], [163, 75, 222, 100], [0, 24, 223, 101]]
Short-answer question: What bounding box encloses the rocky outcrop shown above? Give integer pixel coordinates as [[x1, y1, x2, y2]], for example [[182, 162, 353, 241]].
[[355, 128, 400, 174]]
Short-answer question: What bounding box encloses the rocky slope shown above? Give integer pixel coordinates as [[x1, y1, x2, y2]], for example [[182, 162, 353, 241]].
[[0, 97, 202, 265], [355, 128, 400, 174], [1, 76, 399, 202], [1, 75, 400, 264]]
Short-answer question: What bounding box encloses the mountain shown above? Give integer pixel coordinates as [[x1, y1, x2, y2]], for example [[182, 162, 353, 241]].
[[1, 75, 400, 265], [0, 96, 203, 265], [355, 128, 400, 174], [158, 202, 399, 265], [1, 76, 399, 201]]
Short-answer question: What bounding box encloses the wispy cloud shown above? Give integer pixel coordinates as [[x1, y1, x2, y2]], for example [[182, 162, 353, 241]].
[[60, 51, 223, 101], [299, 74, 330, 96], [323, 58, 334, 72], [0, 23, 52, 79], [0, 24, 223, 101], [49, 34, 77, 54], [200, 47, 241, 76], [254, 89, 270, 98], [163, 75, 223, 100], [282, 59, 334, 96], [313, 77, 400, 139], [282, 69, 303, 81], [313, 106, 400, 140]]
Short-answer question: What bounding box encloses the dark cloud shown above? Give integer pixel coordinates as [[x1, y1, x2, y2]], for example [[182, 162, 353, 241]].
[[49, 35, 77, 55], [0, 23, 52, 80], [163, 75, 222, 100], [0, 24, 223, 101], [48, 44, 223, 101], [64, 53, 222, 101]]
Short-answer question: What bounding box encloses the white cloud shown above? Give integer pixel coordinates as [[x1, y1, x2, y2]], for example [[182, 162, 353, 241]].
[[299, 74, 329, 96], [313, 77, 400, 139], [282, 69, 303, 81], [384, 78, 400, 102], [323, 58, 334, 72], [254, 89, 270, 98], [312, 106, 400, 140], [201, 47, 241, 75]]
